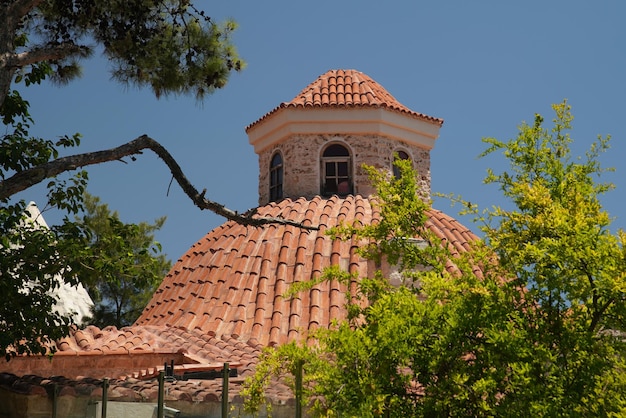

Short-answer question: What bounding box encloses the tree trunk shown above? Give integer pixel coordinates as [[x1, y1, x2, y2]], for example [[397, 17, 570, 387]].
[[0, 2, 17, 105]]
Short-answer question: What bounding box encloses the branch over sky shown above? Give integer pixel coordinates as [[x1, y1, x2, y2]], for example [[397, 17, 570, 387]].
[[0, 134, 319, 230]]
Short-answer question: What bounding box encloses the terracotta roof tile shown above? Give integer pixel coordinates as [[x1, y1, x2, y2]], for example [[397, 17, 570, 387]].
[[246, 69, 443, 132], [3, 197, 479, 412], [133, 196, 478, 347]]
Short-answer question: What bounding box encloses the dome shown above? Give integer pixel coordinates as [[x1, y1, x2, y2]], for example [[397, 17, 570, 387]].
[[1, 70, 481, 416], [137, 69, 472, 346], [2, 195, 479, 412], [135, 195, 478, 347]]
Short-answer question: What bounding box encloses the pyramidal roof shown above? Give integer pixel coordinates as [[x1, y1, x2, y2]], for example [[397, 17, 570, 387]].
[[247, 69, 443, 131]]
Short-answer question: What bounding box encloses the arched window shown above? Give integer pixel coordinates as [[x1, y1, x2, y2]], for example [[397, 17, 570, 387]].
[[321, 143, 352, 196], [392, 150, 411, 179], [269, 152, 283, 202]]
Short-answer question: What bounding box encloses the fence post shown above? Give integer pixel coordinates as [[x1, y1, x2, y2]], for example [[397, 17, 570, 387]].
[[158, 371, 165, 418], [222, 363, 229, 418], [101, 378, 108, 418], [295, 360, 303, 418], [52, 383, 58, 418]]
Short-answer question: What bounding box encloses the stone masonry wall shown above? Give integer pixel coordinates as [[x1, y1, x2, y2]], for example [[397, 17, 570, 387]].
[[257, 134, 431, 205]]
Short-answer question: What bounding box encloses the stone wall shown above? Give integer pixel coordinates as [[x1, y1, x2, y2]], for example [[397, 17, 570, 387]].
[[257, 133, 431, 205]]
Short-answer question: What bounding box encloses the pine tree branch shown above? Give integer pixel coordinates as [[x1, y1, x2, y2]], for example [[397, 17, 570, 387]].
[[10, 43, 90, 68], [0, 134, 320, 230]]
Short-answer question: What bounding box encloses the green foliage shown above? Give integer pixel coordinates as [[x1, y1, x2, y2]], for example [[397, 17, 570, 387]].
[[0, 201, 78, 360], [243, 102, 626, 417], [0, 1, 242, 358], [330, 159, 446, 278], [64, 193, 171, 328], [0, 83, 89, 358], [14, 0, 244, 99], [480, 102, 622, 335]]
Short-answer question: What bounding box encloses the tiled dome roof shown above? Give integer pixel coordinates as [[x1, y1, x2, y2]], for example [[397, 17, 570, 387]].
[[135, 195, 478, 347], [246, 69, 444, 131], [2, 71, 473, 414]]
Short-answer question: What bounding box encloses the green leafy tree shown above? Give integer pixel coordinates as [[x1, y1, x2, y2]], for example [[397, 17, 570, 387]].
[[0, 0, 243, 105], [0, 0, 313, 361], [243, 102, 626, 417], [0, 0, 243, 359], [0, 87, 88, 358], [0, 199, 81, 360], [73, 193, 171, 328]]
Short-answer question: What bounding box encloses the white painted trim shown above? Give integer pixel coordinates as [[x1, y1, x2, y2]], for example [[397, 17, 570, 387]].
[[248, 107, 441, 154]]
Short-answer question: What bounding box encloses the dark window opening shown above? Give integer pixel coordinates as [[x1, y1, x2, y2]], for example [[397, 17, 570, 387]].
[[323, 144, 350, 157], [393, 150, 411, 179], [322, 144, 352, 196], [269, 152, 283, 202]]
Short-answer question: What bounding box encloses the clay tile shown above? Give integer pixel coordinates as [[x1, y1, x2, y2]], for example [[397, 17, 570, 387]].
[[204, 317, 220, 336], [0, 373, 18, 387], [74, 328, 88, 341], [344, 79, 352, 94], [320, 79, 328, 96], [108, 385, 138, 401], [170, 389, 193, 401], [57, 340, 71, 351], [58, 385, 77, 397], [11, 380, 45, 395], [268, 327, 280, 347], [312, 92, 321, 106], [138, 386, 158, 401], [33, 384, 49, 396], [329, 91, 337, 105], [202, 392, 220, 402]]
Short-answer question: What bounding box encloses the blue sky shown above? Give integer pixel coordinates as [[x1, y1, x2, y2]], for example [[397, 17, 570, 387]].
[[14, 1, 626, 261]]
